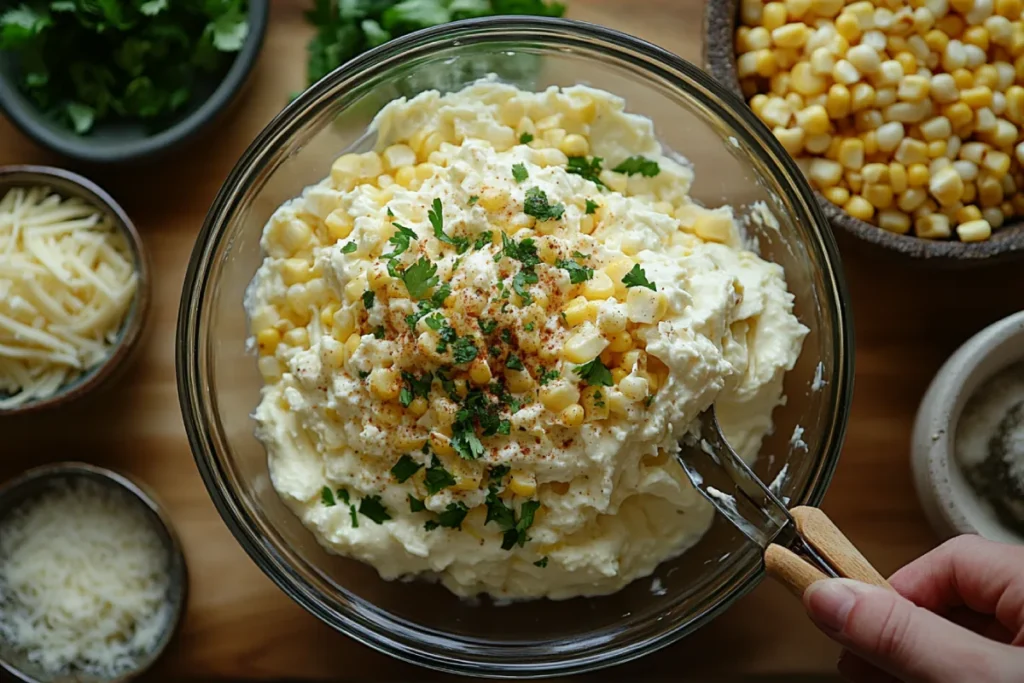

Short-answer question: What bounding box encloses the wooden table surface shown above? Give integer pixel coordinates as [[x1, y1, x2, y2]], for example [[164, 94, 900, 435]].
[[3, 0, 1023, 680]]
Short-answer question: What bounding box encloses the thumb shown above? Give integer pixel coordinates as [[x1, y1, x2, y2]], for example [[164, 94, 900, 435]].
[[804, 578, 1017, 683]]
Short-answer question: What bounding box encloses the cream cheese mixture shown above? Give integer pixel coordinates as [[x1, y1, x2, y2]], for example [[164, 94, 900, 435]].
[[245, 79, 808, 600]]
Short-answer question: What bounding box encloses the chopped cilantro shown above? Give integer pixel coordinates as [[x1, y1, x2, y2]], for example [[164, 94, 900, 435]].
[[539, 369, 560, 385], [489, 345, 502, 357], [357, 371, 370, 380], [512, 163, 529, 183], [399, 387, 413, 406], [510, 500, 541, 549], [424, 520, 440, 531], [358, 495, 391, 524], [497, 420, 511, 435], [512, 268, 539, 305], [391, 455, 423, 483], [382, 224, 418, 259], [372, 325, 386, 339], [585, 199, 599, 214], [524, 322, 535, 332], [479, 319, 498, 334], [644, 395, 655, 407], [401, 257, 439, 299], [523, 187, 565, 221], [556, 259, 594, 284], [613, 155, 660, 177], [468, 195, 480, 205], [425, 313, 445, 330], [534, 557, 549, 568], [429, 198, 469, 254], [337, 488, 350, 504], [362, 290, 375, 309], [349, 505, 359, 527], [506, 355, 525, 371], [489, 465, 510, 482], [622, 264, 657, 291], [408, 494, 426, 512], [341, 241, 357, 254], [566, 156, 606, 187], [452, 337, 479, 364], [321, 486, 336, 507], [572, 251, 589, 259], [452, 419, 485, 460], [496, 232, 541, 268], [436, 324, 458, 353], [500, 328, 513, 344], [424, 457, 457, 494], [437, 502, 470, 529], [593, 390, 606, 408], [484, 488, 516, 529], [430, 282, 452, 308], [401, 372, 433, 405], [474, 231, 493, 249], [520, 132, 534, 144], [574, 358, 613, 387]]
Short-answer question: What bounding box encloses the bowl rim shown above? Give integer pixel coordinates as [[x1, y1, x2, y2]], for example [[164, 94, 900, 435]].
[[0, 461, 189, 683], [0, 165, 151, 415], [176, 15, 855, 678], [702, 0, 1024, 264], [0, 0, 270, 165]]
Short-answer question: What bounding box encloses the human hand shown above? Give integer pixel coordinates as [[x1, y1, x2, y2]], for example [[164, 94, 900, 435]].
[[802, 535, 1024, 683]]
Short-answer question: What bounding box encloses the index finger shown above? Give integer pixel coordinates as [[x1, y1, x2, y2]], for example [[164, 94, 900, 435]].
[[889, 535, 1024, 638]]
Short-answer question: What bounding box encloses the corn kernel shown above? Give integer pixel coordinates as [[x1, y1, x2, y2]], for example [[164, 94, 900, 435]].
[[430, 431, 456, 458], [256, 328, 280, 355], [864, 184, 894, 209], [838, 138, 865, 170], [563, 327, 608, 363], [823, 186, 851, 205], [582, 270, 615, 300], [325, 210, 354, 241], [795, 104, 830, 135], [826, 84, 852, 118], [962, 86, 994, 109], [539, 381, 580, 413], [844, 195, 875, 221], [508, 470, 537, 497], [560, 404, 585, 428], [916, 213, 952, 239], [408, 397, 429, 417], [608, 331, 633, 353], [559, 133, 590, 157], [625, 288, 668, 324], [469, 360, 492, 386], [983, 150, 1012, 175], [957, 219, 993, 241], [581, 386, 610, 422], [877, 210, 912, 234], [693, 210, 736, 242], [564, 296, 598, 327], [369, 367, 400, 401], [773, 127, 805, 155]]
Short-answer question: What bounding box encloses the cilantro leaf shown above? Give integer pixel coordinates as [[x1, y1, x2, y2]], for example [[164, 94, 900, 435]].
[[429, 198, 469, 253], [212, 9, 249, 52], [485, 488, 516, 529], [408, 494, 426, 512], [574, 358, 613, 387], [622, 264, 657, 291], [506, 355, 525, 371], [401, 371, 433, 404], [539, 369, 560, 385], [372, 325, 386, 339], [556, 259, 594, 284], [512, 268, 539, 305], [585, 199, 599, 214], [489, 465, 510, 482], [452, 419, 484, 460], [452, 337, 478, 364], [349, 505, 359, 527], [468, 195, 480, 205], [382, 223, 418, 259], [391, 455, 423, 483], [519, 132, 534, 144], [497, 419, 511, 435], [341, 241, 357, 253], [430, 282, 452, 308], [437, 502, 470, 529], [566, 156, 606, 187], [425, 313, 445, 331], [402, 257, 439, 299], [613, 155, 660, 177], [512, 163, 528, 183], [362, 290, 375, 309], [358, 495, 392, 524], [534, 556, 549, 568], [321, 486, 336, 507], [474, 231, 492, 249], [337, 488, 350, 504], [523, 187, 565, 221], [424, 457, 456, 494], [479, 319, 498, 334]]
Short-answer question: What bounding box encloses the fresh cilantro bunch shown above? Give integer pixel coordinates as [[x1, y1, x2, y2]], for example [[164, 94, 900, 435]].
[[304, 0, 566, 87], [0, 0, 249, 134]]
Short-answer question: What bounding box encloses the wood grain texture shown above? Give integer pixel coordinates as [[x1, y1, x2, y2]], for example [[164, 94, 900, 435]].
[[764, 545, 829, 599], [791, 507, 891, 591], [1, 0, 1021, 680]]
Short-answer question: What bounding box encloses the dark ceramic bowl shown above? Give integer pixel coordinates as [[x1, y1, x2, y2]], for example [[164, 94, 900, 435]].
[[0, 463, 188, 683], [0, 0, 269, 165], [703, 0, 1024, 265], [0, 166, 150, 415]]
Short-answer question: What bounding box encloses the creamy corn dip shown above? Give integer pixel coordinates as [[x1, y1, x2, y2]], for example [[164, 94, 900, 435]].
[[245, 79, 808, 600]]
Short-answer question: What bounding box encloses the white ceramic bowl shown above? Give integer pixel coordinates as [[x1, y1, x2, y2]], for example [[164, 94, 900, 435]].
[[912, 310, 1024, 545]]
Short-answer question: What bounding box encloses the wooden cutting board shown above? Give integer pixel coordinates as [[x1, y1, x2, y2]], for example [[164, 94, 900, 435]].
[[3, 0, 1022, 679]]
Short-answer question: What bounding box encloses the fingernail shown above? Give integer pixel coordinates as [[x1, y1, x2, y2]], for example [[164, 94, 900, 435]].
[[804, 579, 857, 633]]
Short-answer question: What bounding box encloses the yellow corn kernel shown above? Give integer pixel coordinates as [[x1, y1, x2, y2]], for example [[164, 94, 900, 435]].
[[978, 175, 1005, 207], [559, 133, 590, 157], [607, 331, 633, 353], [693, 210, 736, 243], [791, 62, 827, 95], [962, 87, 994, 110], [957, 205, 984, 223], [509, 470, 538, 497], [773, 126, 805, 155], [282, 326, 309, 348], [430, 431, 456, 458], [257, 356, 282, 381], [844, 195, 875, 221], [540, 381, 580, 413], [983, 150, 1012, 176], [795, 104, 830, 135], [506, 370, 534, 394], [469, 360, 492, 386], [889, 163, 909, 194], [381, 144, 416, 172], [929, 167, 965, 206], [582, 270, 615, 300], [826, 84, 852, 119], [560, 404, 585, 428], [877, 210, 912, 234], [863, 184, 894, 209], [861, 131, 878, 156], [962, 182, 979, 203], [625, 288, 668, 324], [928, 140, 948, 158], [563, 296, 597, 327], [256, 328, 280, 355], [823, 186, 850, 205], [862, 163, 889, 184], [944, 103, 974, 128], [907, 164, 930, 187], [915, 213, 952, 239], [281, 258, 313, 286], [957, 219, 993, 241], [408, 397, 429, 417], [563, 328, 608, 364], [368, 367, 400, 401], [331, 152, 383, 187], [343, 276, 367, 304], [1005, 85, 1024, 122], [837, 138, 865, 170], [325, 210, 354, 242], [581, 386, 610, 422], [320, 303, 338, 328], [808, 158, 844, 188], [394, 165, 416, 188], [453, 468, 483, 492]]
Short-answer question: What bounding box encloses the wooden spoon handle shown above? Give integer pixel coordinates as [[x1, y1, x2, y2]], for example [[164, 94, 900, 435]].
[[764, 506, 891, 597]]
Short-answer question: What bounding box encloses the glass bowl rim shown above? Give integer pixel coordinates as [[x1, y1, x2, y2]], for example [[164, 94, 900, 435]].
[[176, 15, 855, 678]]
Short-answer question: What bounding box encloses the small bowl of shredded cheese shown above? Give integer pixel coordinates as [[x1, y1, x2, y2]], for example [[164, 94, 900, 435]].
[[0, 166, 149, 414], [0, 463, 187, 683]]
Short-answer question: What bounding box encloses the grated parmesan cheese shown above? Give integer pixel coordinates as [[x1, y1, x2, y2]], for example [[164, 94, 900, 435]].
[[0, 186, 138, 408], [0, 477, 172, 677]]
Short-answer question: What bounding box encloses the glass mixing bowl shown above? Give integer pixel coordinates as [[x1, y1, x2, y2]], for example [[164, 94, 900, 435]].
[[177, 17, 854, 678]]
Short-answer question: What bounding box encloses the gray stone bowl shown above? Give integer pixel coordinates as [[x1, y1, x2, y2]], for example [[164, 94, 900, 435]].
[[0, 0, 269, 165], [703, 0, 1024, 265]]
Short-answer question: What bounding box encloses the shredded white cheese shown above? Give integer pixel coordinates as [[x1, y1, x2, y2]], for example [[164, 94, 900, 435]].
[[0, 186, 138, 408], [0, 478, 173, 677]]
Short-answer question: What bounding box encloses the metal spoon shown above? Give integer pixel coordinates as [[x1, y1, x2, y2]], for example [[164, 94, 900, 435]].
[[677, 407, 890, 596]]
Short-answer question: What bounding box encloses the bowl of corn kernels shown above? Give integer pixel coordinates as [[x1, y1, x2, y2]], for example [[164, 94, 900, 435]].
[[705, 0, 1024, 263]]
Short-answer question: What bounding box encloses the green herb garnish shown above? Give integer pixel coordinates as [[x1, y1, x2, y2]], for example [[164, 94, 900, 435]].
[[512, 163, 528, 183], [362, 290, 375, 309], [479, 319, 498, 334], [401, 257, 439, 299], [341, 241, 357, 253], [539, 369, 560, 385], [519, 132, 534, 144], [424, 457, 456, 494], [566, 156, 606, 187], [585, 199, 599, 214], [372, 325, 386, 339], [524, 322, 535, 332], [523, 187, 565, 221], [474, 231, 492, 249], [613, 155, 660, 177], [358, 495, 391, 524], [408, 494, 426, 512], [382, 223, 418, 259], [452, 337, 478, 364], [429, 197, 469, 253], [574, 358, 613, 386], [622, 263, 657, 291], [534, 557, 549, 568], [556, 259, 594, 284], [489, 465, 510, 482], [506, 355, 524, 371], [468, 195, 480, 205], [437, 502, 470, 529], [321, 486, 336, 507]]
